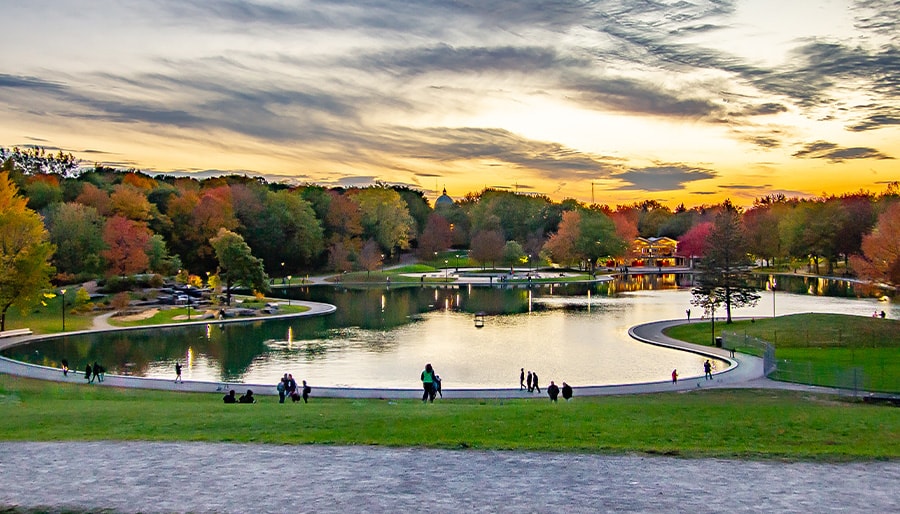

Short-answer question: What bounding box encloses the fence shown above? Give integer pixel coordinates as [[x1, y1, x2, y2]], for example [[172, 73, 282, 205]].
[[721, 331, 896, 394]]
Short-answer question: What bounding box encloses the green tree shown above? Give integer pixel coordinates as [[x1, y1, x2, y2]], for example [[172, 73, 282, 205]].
[[42, 202, 105, 280], [0, 171, 56, 331], [351, 187, 414, 256], [502, 240, 526, 269], [210, 228, 269, 305], [690, 200, 760, 324], [574, 209, 626, 272]]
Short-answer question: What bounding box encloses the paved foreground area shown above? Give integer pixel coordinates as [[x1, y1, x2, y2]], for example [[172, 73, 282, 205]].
[[1, 442, 897, 513]]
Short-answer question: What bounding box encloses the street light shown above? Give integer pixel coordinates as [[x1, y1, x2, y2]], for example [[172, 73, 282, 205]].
[[770, 277, 777, 319], [286, 275, 292, 306], [455, 254, 460, 272], [59, 288, 67, 331], [444, 260, 449, 282]]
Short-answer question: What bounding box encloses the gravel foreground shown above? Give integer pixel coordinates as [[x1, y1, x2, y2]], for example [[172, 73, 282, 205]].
[[1, 442, 897, 513]]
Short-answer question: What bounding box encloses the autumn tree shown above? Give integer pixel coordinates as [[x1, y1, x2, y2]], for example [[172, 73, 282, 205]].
[[690, 200, 760, 324], [358, 239, 384, 280], [0, 171, 56, 331], [676, 221, 713, 265], [544, 210, 580, 267], [109, 184, 152, 221], [210, 228, 269, 305], [470, 230, 505, 269], [416, 213, 452, 259], [850, 202, 900, 285], [102, 215, 152, 277]]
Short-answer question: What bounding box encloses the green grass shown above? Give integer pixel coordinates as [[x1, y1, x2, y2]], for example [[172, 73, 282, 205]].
[[665, 313, 900, 392], [3, 294, 96, 334], [1, 375, 897, 461]]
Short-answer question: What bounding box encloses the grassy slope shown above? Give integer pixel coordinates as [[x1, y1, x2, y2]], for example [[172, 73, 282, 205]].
[[1, 376, 897, 461], [665, 314, 900, 391]]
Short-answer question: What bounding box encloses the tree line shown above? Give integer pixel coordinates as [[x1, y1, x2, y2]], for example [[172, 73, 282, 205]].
[[1, 146, 898, 329]]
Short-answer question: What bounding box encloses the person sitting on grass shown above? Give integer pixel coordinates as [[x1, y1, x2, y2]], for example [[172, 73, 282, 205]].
[[238, 389, 256, 403], [223, 390, 237, 403]]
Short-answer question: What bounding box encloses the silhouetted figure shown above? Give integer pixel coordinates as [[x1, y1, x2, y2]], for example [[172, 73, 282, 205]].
[[547, 381, 560, 402], [532, 372, 541, 393], [421, 363, 437, 403], [520, 368, 525, 390], [561, 382, 573, 401], [434, 375, 442, 398], [92, 362, 103, 383], [881, 311, 886, 319], [174, 362, 182, 383], [84, 363, 92, 383], [287, 374, 297, 397], [671, 369, 678, 384], [277, 374, 287, 403], [686, 309, 691, 322], [223, 390, 237, 403], [704, 360, 713, 380], [527, 371, 533, 392], [302, 380, 311, 403], [61, 359, 69, 377], [238, 389, 255, 403]]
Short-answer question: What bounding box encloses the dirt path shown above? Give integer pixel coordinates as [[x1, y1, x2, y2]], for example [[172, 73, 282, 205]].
[[1, 442, 896, 513]]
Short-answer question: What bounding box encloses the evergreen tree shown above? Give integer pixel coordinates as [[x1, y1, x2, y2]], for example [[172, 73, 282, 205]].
[[690, 200, 760, 324]]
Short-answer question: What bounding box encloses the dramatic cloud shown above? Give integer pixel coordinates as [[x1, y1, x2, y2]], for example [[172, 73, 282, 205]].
[[612, 165, 717, 192], [793, 140, 893, 162]]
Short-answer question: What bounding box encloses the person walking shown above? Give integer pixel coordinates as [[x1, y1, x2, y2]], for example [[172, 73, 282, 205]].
[[561, 382, 573, 401], [703, 360, 713, 380], [421, 363, 437, 403], [547, 381, 560, 402], [84, 363, 92, 383], [532, 372, 541, 393], [174, 362, 182, 383], [61, 359, 69, 377], [671, 369, 678, 384], [519, 368, 526, 390], [526, 371, 533, 392]]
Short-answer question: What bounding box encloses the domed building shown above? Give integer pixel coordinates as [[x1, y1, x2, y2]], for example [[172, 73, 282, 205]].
[[435, 187, 454, 208]]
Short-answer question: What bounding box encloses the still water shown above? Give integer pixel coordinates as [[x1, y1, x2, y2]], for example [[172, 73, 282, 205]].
[[4, 274, 894, 389]]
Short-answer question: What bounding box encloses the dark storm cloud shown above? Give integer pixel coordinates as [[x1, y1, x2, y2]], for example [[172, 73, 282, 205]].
[[612, 165, 717, 192], [793, 140, 892, 162]]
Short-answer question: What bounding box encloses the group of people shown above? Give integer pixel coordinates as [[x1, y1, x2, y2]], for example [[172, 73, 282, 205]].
[[84, 361, 105, 383], [521, 368, 573, 402], [546, 381, 573, 402], [420, 363, 442, 402], [519, 368, 542, 393], [223, 389, 256, 403], [277, 373, 312, 403]]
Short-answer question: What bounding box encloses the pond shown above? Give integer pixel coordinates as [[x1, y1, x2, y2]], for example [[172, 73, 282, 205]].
[[4, 273, 894, 389]]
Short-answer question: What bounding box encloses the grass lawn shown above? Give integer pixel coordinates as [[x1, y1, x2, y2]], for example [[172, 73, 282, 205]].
[[664, 313, 900, 392], [1, 375, 897, 461], [106, 304, 311, 327], [3, 294, 95, 334]]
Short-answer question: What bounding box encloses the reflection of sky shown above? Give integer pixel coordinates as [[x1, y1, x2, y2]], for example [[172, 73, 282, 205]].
[[2, 0, 897, 207], [13, 285, 893, 389]]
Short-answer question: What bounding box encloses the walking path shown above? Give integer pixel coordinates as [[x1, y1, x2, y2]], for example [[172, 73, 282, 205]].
[[1, 442, 897, 513]]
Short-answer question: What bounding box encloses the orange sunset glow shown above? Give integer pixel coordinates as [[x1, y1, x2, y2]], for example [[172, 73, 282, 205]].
[[1, 0, 897, 207]]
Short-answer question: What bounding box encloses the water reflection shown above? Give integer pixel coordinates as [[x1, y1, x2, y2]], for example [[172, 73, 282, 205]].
[[4, 274, 893, 388]]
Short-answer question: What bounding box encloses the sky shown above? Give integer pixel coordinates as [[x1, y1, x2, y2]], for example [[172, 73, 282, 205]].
[[1, 0, 898, 207]]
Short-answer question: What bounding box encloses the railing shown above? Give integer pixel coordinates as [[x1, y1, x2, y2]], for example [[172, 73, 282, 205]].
[[721, 331, 897, 394]]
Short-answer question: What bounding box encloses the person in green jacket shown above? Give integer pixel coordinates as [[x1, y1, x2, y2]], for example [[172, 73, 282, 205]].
[[421, 363, 437, 403]]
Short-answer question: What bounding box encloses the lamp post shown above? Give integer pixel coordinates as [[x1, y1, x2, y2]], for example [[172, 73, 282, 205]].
[[444, 260, 449, 282], [286, 275, 292, 306], [455, 254, 460, 272], [60, 288, 67, 331]]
